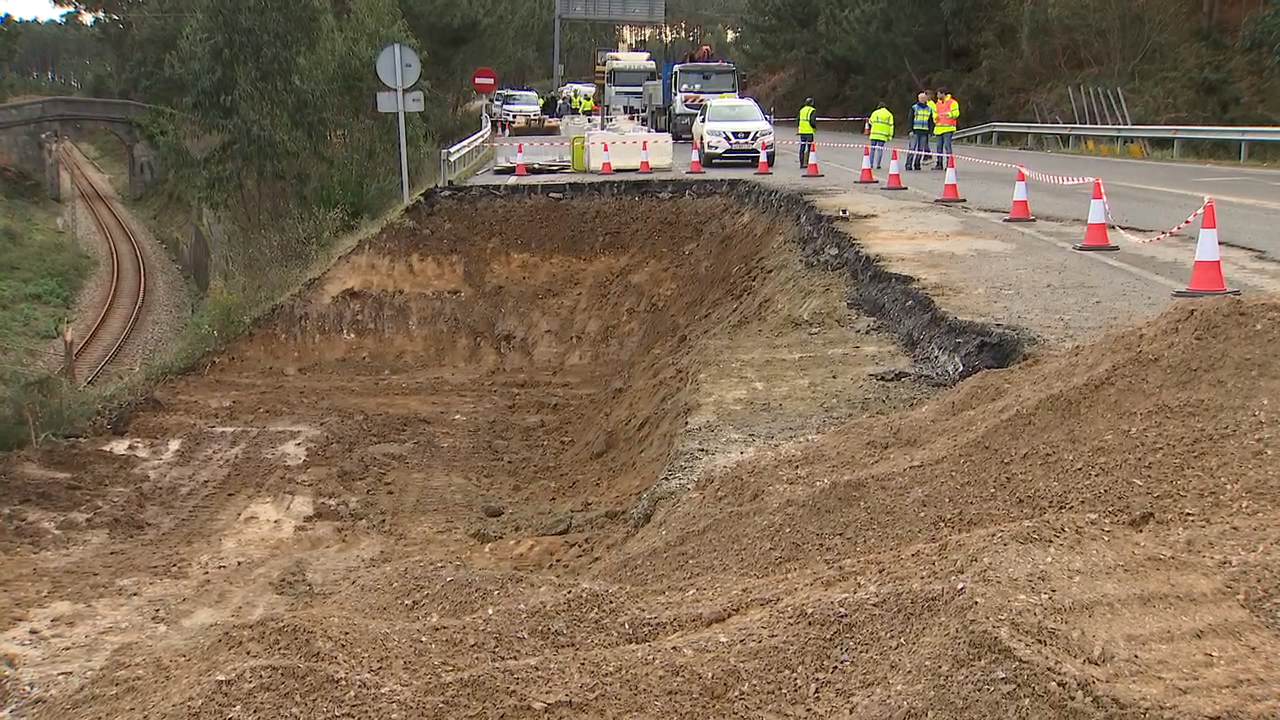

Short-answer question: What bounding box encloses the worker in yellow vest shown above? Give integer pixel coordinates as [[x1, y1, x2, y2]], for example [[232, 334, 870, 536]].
[[932, 87, 960, 169], [867, 103, 894, 170], [797, 98, 817, 167]]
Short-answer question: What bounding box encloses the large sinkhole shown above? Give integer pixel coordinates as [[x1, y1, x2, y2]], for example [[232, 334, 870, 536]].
[[204, 181, 1027, 534]]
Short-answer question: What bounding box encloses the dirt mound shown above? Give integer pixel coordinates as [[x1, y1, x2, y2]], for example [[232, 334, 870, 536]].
[[597, 295, 1280, 716]]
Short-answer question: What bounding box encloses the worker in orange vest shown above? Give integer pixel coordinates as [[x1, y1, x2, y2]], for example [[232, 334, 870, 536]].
[[932, 87, 961, 169]]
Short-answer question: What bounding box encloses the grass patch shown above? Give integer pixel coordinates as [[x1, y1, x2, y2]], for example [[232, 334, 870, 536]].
[[0, 167, 97, 450], [0, 169, 94, 360]]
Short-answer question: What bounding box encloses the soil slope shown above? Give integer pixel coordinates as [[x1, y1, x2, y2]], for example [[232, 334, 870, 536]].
[[1, 188, 1276, 719]]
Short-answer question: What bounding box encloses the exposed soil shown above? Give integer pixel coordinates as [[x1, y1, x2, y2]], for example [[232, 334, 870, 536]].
[[1, 182, 1276, 719]]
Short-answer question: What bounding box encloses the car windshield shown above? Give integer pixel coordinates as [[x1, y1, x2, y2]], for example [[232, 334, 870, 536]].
[[677, 70, 736, 93], [707, 103, 763, 122], [505, 92, 539, 106]]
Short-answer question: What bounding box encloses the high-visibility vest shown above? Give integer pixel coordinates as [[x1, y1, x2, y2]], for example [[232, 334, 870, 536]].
[[581, 97, 594, 113], [911, 103, 932, 131], [868, 108, 894, 141], [934, 97, 959, 134], [798, 105, 816, 134]]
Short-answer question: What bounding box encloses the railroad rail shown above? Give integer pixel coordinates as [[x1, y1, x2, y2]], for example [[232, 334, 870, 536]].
[[62, 145, 147, 386]]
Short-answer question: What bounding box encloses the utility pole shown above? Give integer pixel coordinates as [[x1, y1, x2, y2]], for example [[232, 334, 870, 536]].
[[553, 5, 562, 89]]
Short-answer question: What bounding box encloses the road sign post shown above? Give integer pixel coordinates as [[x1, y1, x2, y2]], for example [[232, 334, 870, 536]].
[[375, 42, 423, 205]]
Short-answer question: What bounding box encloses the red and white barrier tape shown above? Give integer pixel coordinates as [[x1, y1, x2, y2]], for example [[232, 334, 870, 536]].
[[496, 135, 1209, 244], [492, 139, 668, 147], [773, 115, 869, 122]]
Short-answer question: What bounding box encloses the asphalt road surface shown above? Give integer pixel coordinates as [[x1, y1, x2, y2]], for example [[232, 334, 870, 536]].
[[785, 128, 1280, 259], [479, 128, 1280, 260]]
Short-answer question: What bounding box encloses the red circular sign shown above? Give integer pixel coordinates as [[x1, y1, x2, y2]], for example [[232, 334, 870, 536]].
[[471, 67, 498, 94]]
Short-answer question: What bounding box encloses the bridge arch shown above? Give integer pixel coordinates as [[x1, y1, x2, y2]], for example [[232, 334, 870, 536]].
[[0, 96, 160, 200]]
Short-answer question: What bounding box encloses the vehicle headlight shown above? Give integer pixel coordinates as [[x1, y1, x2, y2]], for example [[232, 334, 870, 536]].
[[706, 129, 728, 139], [759, 128, 774, 138]]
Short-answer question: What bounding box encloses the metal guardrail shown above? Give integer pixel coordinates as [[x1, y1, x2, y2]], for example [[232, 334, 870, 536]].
[[956, 122, 1280, 161], [438, 116, 494, 187]]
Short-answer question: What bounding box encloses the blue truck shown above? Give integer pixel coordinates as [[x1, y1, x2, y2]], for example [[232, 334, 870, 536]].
[[642, 61, 741, 141]]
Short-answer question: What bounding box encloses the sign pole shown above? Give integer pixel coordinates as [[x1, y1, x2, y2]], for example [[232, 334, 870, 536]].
[[393, 43, 411, 205], [552, 8, 562, 89]]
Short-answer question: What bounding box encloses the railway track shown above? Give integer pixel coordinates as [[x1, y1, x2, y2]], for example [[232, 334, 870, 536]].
[[62, 145, 147, 386]]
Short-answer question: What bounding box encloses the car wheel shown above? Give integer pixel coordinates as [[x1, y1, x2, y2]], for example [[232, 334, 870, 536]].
[[767, 153, 776, 168]]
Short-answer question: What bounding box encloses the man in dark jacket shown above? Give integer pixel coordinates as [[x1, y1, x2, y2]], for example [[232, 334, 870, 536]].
[[906, 92, 933, 170]]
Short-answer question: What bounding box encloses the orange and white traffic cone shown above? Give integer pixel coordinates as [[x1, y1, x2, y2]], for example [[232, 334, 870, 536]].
[[1003, 167, 1034, 222], [754, 139, 772, 175], [1072, 179, 1118, 251], [514, 143, 528, 176], [854, 146, 877, 184], [1173, 199, 1240, 297], [687, 139, 706, 174], [882, 149, 906, 191], [599, 142, 615, 175], [934, 154, 966, 203], [803, 142, 824, 178], [638, 141, 652, 174]]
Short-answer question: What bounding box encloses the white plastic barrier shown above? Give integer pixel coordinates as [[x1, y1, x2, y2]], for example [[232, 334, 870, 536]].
[[584, 130, 674, 171], [492, 138, 570, 165]]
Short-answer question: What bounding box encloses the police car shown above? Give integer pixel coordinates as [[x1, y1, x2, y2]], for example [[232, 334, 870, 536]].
[[691, 97, 775, 167]]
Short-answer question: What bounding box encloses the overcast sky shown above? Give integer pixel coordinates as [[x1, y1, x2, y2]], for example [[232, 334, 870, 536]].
[[3, 0, 72, 20]]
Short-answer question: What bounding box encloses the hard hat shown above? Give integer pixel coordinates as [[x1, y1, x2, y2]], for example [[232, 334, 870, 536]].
[[805, 97, 814, 105]]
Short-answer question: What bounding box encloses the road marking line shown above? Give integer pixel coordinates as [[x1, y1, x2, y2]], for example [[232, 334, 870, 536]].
[[1103, 181, 1280, 210], [980, 216, 1183, 290], [1192, 176, 1252, 182]]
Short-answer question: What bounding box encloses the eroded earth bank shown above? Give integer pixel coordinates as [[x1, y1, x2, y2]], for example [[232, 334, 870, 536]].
[[2, 182, 1277, 719]]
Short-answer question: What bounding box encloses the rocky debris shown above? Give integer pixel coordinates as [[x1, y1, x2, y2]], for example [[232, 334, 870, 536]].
[[540, 515, 572, 537], [480, 502, 505, 518]]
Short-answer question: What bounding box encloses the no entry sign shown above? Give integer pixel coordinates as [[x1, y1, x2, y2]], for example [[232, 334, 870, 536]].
[[472, 67, 498, 94]]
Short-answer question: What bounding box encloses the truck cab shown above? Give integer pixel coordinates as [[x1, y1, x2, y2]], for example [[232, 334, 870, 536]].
[[664, 62, 740, 140], [603, 52, 659, 119]]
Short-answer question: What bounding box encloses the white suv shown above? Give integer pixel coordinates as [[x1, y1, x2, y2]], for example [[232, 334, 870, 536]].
[[692, 98, 775, 167], [497, 90, 542, 123]]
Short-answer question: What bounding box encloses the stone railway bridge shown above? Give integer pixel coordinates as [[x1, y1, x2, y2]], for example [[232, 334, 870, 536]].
[[0, 96, 160, 200]]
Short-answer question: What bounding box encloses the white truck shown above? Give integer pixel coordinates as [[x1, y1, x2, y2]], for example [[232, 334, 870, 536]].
[[603, 51, 659, 120]]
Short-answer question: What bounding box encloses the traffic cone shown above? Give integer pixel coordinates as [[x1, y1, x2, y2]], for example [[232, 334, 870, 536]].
[[803, 142, 824, 178], [1072, 179, 1118, 251], [599, 142, 614, 175], [1173, 199, 1240, 297], [514, 143, 528, 176], [882, 149, 906, 191], [754, 139, 772, 175], [687, 139, 705, 174], [1003, 167, 1035, 222], [854, 146, 877, 184], [934, 154, 966, 203], [638, 141, 652, 174]]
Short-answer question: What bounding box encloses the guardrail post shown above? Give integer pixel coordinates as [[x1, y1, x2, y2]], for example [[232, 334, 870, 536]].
[[1173, 139, 1183, 159], [991, 132, 999, 146], [1240, 141, 1250, 163]]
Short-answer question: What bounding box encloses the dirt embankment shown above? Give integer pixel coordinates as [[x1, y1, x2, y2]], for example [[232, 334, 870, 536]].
[[2, 182, 1275, 719]]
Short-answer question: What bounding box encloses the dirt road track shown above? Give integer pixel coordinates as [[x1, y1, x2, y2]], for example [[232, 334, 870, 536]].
[[2, 181, 1277, 718]]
